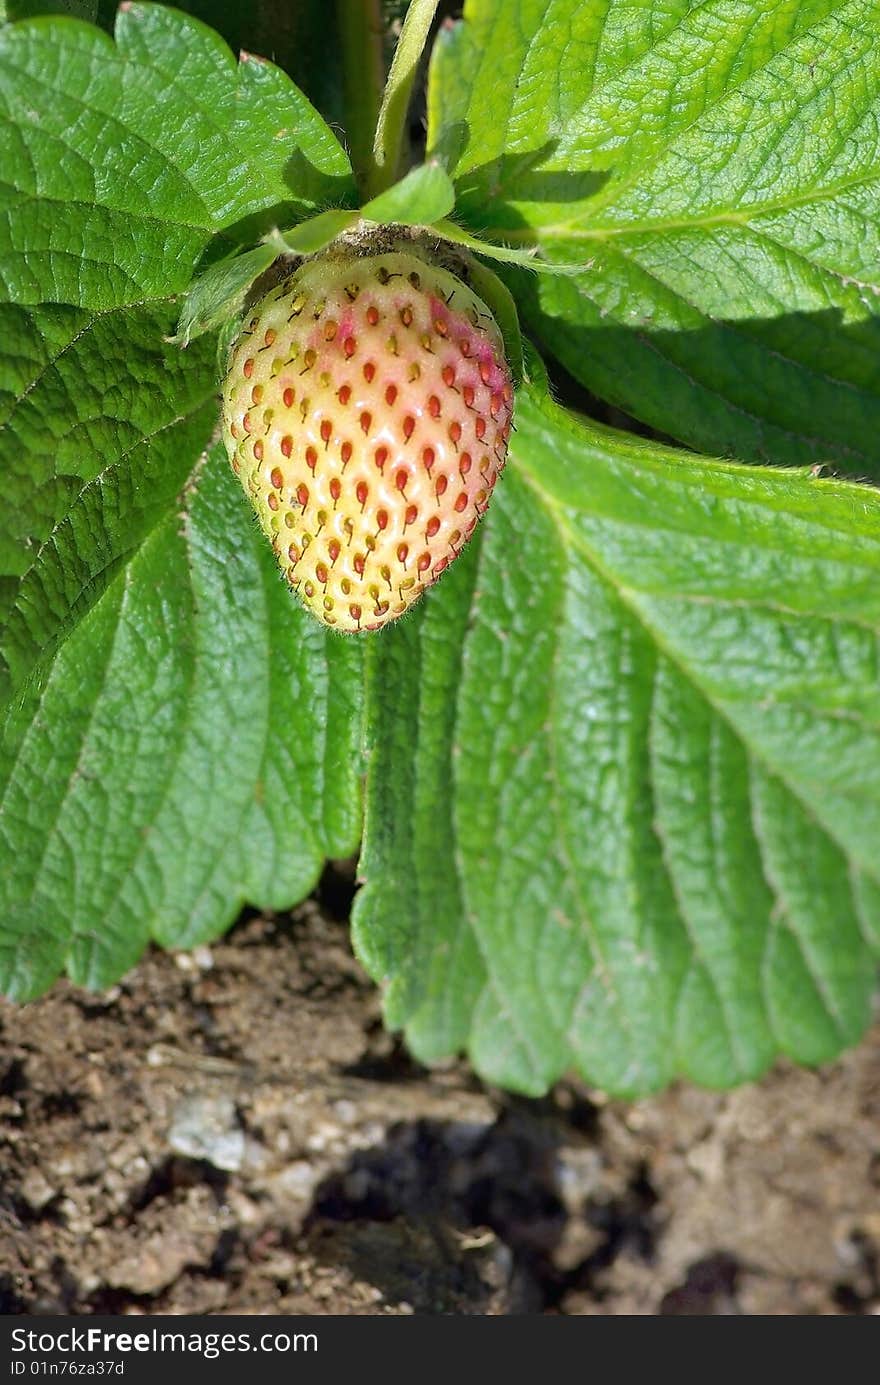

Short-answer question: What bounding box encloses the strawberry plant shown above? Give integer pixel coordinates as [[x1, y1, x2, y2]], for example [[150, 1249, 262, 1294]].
[[2, 0, 880, 1098]]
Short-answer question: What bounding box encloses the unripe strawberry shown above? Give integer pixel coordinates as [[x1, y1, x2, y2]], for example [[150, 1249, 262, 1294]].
[[221, 245, 513, 632]]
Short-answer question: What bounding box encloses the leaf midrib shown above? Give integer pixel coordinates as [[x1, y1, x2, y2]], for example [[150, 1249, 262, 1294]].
[[473, 161, 880, 247]]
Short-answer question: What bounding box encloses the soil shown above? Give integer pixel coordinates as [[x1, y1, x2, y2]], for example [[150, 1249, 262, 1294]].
[[2, 870, 880, 1316]]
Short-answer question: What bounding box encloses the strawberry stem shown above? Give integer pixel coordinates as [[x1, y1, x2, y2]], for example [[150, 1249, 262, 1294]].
[[371, 0, 441, 197], [337, 0, 386, 199]]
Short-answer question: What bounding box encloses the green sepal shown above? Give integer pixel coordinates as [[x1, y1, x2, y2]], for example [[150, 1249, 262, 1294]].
[[271, 209, 360, 256], [464, 255, 524, 384], [171, 243, 278, 346], [432, 219, 584, 276], [361, 162, 456, 226]]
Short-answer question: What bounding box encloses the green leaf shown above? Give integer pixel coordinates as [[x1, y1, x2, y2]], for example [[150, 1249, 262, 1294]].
[[3, 0, 352, 132], [0, 3, 355, 310], [173, 244, 279, 346], [0, 304, 221, 704], [151, 0, 350, 135], [0, 5, 364, 999], [0, 2, 357, 683], [372, 0, 440, 191], [361, 162, 456, 227], [354, 383, 880, 1097], [0, 448, 362, 1000], [428, 0, 880, 476]]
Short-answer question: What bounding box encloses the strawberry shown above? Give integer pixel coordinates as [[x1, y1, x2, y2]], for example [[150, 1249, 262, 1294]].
[[221, 244, 513, 632]]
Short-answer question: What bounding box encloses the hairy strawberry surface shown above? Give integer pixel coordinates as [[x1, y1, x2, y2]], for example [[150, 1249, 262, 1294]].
[[222, 247, 513, 632]]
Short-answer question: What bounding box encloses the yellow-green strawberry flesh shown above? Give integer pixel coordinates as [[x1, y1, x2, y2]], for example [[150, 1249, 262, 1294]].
[[221, 249, 513, 632]]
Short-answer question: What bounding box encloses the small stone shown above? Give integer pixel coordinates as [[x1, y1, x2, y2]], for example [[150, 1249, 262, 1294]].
[[168, 1093, 245, 1172], [20, 1168, 56, 1211]]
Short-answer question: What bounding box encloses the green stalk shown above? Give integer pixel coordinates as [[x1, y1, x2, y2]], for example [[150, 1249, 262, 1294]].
[[337, 0, 386, 199], [372, 0, 440, 195]]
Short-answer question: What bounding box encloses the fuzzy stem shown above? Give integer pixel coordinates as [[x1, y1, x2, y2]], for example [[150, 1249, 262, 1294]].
[[337, 0, 386, 200], [372, 0, 440, 195]]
